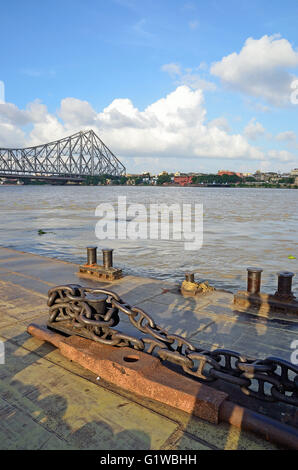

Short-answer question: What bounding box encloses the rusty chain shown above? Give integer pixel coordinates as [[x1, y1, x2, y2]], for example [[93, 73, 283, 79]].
[[47, 284, 298, 407]]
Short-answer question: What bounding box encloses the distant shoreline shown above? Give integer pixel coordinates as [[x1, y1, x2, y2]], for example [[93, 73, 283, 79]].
[[0, 183, 297, 189]]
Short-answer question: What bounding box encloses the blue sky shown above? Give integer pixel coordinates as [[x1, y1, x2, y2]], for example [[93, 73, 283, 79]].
[[0, 0, 298, 174]]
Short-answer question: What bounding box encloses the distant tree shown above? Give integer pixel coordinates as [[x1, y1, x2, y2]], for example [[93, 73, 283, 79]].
[[134, 177, 143, 185], [84, 174, 111, 185], [119, 176, 128, 185], [279, 177, 294, 184], [112, 176, 128, 185], [157, 174, 172, 185], [244, 176, 256, 182], [192, 174, 242, 184]]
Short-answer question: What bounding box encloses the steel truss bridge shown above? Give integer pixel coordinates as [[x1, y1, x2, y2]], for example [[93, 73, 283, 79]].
[[0, 130, 126, 182]]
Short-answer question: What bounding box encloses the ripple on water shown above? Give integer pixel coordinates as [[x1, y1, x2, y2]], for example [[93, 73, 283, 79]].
[[0, 186, 297, 293]]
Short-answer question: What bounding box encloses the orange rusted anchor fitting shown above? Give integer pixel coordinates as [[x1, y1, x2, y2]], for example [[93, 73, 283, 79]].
[[27, 323, 227, 424], [27, 323, 298, 449]]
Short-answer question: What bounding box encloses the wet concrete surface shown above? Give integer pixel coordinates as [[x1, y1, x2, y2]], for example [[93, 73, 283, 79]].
[[0, 247, 297, 450]]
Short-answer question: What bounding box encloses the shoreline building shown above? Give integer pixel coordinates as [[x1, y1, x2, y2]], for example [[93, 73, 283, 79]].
[[174, 174, 193, 186]]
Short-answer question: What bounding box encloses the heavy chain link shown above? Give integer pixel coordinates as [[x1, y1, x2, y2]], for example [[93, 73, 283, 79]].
[[47, 284, 298, 407]]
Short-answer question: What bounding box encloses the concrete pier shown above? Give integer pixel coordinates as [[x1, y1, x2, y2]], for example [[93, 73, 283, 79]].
[[0, 247, 297, 450]]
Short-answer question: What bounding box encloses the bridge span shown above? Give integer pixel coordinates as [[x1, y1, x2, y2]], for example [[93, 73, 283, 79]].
[[0, 129, 126, 181]]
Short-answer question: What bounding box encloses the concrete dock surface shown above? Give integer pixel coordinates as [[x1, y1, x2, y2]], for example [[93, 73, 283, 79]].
[[0, 246, 297, 450]]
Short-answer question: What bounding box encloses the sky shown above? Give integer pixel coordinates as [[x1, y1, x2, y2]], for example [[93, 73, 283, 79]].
[[0, 0, 298, 174]]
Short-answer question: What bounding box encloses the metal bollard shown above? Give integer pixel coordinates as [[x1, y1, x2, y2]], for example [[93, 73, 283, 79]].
[[185, 272, 195, 283], [275, 272, 295, 300], [87, 246, 97, 265], [247, 267, 263, 294], [79, 247, 122, 280], [102, 249, 113, 269]]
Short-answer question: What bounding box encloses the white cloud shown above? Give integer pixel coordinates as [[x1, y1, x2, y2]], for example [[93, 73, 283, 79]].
[[244, 118, 265, 141], [0, 100, 53, 147], [198, 62, 208, 71], [178, 73, 216, 91], [0, 85, 295, 172], [59, 98, 96, 128], [90, 86, 264, 161], [0, 103, 31, 126], [208, 117, 231, 132], [162, 63, 216, 91], [267, 149, 295, 162], [161, 63, 181, 78], [276, 130, 296, 143], [0, 121, 26, 148], [211, 34, 298, 106], [275, 130, 298, 151]]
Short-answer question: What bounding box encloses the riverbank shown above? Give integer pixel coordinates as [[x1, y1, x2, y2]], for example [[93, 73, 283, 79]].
[[1, 182, 297, 189]]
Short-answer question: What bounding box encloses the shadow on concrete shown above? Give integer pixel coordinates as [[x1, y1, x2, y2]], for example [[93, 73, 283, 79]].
[[99, 279, 298, 448], [2, 276, 297, 450], [0, 330, 151, 450], [184, 289, 298, 450]]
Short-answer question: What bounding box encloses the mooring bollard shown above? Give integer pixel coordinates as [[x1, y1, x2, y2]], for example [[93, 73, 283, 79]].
[[185, 272, 195, 283], [247, 267, 263, 294], [102, 249, 113, 269], [87, 246, 97, 265], [181, 272, 215, 296], [79, 247, 122, 281], [275, 271, 295, 300], [235, 268, 297, 314]]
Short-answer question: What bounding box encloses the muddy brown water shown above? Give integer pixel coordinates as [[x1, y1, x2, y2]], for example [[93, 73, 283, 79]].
[[0, 185, 297, 293]]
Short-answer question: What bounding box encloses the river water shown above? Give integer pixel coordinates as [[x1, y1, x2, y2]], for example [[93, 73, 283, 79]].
[[0, 185, 297, 293]]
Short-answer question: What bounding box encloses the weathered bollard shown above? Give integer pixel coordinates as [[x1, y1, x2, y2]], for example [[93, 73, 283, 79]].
[[87, 246, 97, 265], [185, 272, 195, 283], [275, 272, 295, 300], [78, 246, 122, 281], [247, 267, 263, 295], [234, 267, 297, 315], [102, 249, 113, 269], [181, 271, 214, 296]]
